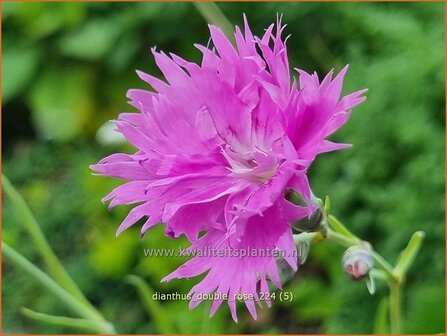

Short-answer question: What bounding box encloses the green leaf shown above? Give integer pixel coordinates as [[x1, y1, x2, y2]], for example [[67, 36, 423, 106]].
[[370, 268, 388, 283], [2, 175, 102, 320], [126, 275, 176, 334], [21, 307, 112, 334], [2, 45, 40, 104], [2, 242, 107, 326], [58, 18, 122, 61], [28, 67, 94, 141], [394, 231, 425, 278], [373, 297, 389, 334], [323, 195, 331, 214], [365, 273, 376, 295]]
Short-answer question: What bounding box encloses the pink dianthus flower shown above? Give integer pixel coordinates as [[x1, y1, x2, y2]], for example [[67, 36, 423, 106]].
[[91, 15, 366, 321]]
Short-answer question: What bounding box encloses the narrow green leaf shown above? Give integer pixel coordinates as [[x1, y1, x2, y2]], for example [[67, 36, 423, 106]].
[[365, 273, 376, 295], [2, 175, 101, 319], [373, 297, 389, 334], [2, 242, 104, 325], [370, 268, 388, 283], [394, 231, 425, 278], [126, 274, 175, 334], [323, 195, 331, 214], [193, 3, 234, 44], [21, 307, 112, 334]]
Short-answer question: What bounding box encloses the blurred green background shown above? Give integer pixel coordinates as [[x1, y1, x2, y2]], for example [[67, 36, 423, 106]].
[[2, 2, 445, 334]]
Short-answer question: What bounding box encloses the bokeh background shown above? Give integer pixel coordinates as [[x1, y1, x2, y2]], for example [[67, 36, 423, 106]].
[[2, 2, 445, 334]]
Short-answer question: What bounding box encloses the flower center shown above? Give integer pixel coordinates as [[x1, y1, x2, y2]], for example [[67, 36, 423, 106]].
[[223, 146, 278, 183]]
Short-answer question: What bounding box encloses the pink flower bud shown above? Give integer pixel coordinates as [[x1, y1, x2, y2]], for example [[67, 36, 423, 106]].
[[342, 245, 374, 280]]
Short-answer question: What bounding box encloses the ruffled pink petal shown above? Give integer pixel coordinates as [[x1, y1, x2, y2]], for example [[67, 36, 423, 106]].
[[162, 200, 301, 322]]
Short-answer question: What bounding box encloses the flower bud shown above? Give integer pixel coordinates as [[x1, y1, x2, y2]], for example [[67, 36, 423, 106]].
[[291, 207, 324, 233], [287, 189, 326, 233], [342, 244, 374, 280]]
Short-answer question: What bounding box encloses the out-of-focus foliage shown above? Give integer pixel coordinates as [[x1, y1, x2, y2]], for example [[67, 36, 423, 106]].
[[2, 2, 445, 334]]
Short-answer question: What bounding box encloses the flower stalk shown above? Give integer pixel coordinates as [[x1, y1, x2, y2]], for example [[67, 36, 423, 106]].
[[294, 195, 424, 334], [389, 280, 402, 334]]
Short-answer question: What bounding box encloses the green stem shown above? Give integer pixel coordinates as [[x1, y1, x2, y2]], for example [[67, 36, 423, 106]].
[[325, 228, 358, 247], [389, 281, 402, 334], [2, 175, 104, 322], [2, 242, 115, 333]]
